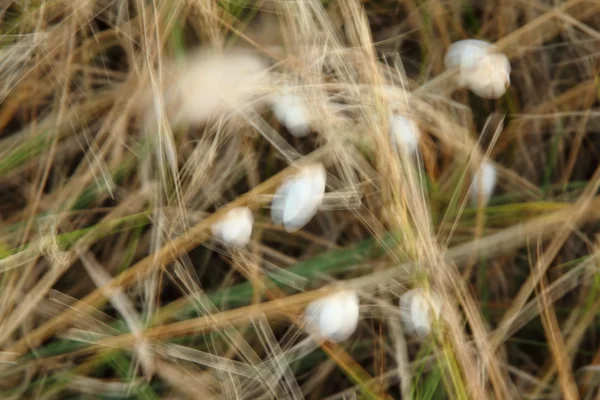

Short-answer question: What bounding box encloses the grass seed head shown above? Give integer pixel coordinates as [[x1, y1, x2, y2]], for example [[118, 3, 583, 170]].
[[304, 291, 360, 343], [400, 288, 442, 338], [272, 93, 312, 138], [211, 207, 254, 247], [271, 163, 326, 232], [471, 161, 498, 206], [445, 39, 511, 99], [389, 113, 421, 154], [144, 48, 271, 128]]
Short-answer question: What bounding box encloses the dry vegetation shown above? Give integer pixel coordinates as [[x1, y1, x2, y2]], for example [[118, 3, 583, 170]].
[[0, 0, 600, 399]]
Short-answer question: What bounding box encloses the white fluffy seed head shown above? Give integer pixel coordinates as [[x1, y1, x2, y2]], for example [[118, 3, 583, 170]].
[[271, 163, 326, 232], [272, 94, 312, 137], [444, 39, 511, 99], [400, 289, 442, 338], [304, 291, 360, 343], [211, 207, 254, 247], [389, 113, 420, 154], [471, 161, 497, 206], [445, 39, 492, 71], [146, 48, 270, 127]]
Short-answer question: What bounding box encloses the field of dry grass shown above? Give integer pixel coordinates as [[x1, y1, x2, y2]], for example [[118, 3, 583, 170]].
[[1, 0, 600, 398]]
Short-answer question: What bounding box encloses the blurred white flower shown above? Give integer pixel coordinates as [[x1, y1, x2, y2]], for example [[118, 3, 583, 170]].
[[272, 94, 312, 137], [211, 207, 254, 247], [471, 161, 497, 206], [142, 48, 270, 127], [304, 291, 359, 343], [444, 39, 511, 99], [400, 288, 442, 338], [389, 113, 420, 154], [271, 163, 326, 232]]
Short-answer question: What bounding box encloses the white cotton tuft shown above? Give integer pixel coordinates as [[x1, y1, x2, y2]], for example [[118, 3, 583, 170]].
[[389, 113, 420, 154], [142, 48, 270, 127], [272, 94, 312, 137], [271, 163, 326, 232], [471, 161, 497, 206], [444, 39, 511, 99], [304, 291, 360, 343], [445, 40, 492, 71], [400, 289, 442, 338], [211, 207, 254, 247]]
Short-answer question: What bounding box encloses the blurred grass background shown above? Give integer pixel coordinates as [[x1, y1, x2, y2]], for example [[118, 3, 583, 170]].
[[0, 0, 599, 398]]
